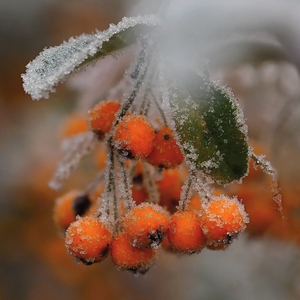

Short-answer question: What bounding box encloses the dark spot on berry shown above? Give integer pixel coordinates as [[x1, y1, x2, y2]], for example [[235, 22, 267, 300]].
[[73, 194, 91, 216], [117, 148, 135, 159], [95, 130, 105, 140], [127, 266, 139, 274], [132, 173, 143, 184], [224, 233, 234, 244], [99, 244, 109, 258], [148, 228, 165, 247], [80, 259, 94, 266], [128, 265, 150, 275], [163, 134, 170, 141], [158, 164, 166, 169]]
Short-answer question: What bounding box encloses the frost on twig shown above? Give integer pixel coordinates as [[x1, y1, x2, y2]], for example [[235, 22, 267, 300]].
[[22, 15, 159, 100], [251, 153, 283, 216], [49, 132, 97, 190]]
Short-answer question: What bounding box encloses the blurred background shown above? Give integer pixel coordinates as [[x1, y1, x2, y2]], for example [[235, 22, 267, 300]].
[[1, 1, 300, 299]]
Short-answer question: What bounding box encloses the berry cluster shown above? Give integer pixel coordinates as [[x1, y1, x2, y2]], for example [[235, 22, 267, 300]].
[[47, 31, 286, 273], [52, 96, 253, 275], [22, 14, 282, 275]]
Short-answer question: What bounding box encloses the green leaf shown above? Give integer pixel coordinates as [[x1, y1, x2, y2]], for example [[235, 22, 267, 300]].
[[170, 76, 249, 184], [22, 15, 159, 100]]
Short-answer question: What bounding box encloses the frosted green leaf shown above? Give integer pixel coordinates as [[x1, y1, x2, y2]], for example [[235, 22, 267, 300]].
[[170, 76, 249, 184], [22, 15, 159, 100]]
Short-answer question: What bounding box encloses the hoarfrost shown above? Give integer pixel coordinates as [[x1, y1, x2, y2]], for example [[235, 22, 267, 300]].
[[116, 160, 135, 213], [191, 172, 215, 203], [48, 132, 96, 190], [251, 153, 283, 215], [141, 161, 160, 204], [178, 172, 194, 210], [22, 15, 159, 100]]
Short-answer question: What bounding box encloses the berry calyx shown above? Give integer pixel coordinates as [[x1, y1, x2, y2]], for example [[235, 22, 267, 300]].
[[110, 232, 156, 274], [168, 210, 206, 254], [206, 241, 229, 251], [65, 216, 112, 265], [146, 126, 184, 168], [121, 203, 169, 248], [113, 115, 155, 159], [88, 100, 121, 139], [201, 196, 249, 243], [72, 194, 91, 216]]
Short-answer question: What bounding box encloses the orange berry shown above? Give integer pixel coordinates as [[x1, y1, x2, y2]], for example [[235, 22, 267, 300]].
[[160, 235, 173, 253], [113, 115, 155, 159], [60, 113, 89, 137], [188, 194, 202, 211], [156, 169, 183, 213], [187, 189, 223, 211], [146, 126, 184, 168], [110, 232, 156, 274], [131, 185, 148, 205], [88, 100, 121, 139], [131, 160, 144, 184], [122, 203, 169, 248], [245, 201, 278, 236], [53, 190, 84, 231], [168, 210, 206, 254], [94, 145, 107, 169], [201, 196, 248, 243], [65, 216, 112, 265]]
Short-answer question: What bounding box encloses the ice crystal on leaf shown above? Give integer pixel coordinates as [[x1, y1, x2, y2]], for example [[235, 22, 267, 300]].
[[23, 0, 286, 274], [22, 15, 159, 100]]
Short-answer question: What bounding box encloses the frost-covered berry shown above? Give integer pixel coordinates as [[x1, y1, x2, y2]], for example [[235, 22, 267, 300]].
[[53, 190, 82, 231], [168, 210, 206, 254], [156, 169, 183, 213], [201, 196, 249, 243], [60, 113, 89, 137], [131, 185, 148, 205], [88, 100, 121, 139], [65, 216, 112, 265], [113, 115, 155, 159], [121, 203, 169, 248], [110, 232, 156, 274], [146, 126, 184, 168]]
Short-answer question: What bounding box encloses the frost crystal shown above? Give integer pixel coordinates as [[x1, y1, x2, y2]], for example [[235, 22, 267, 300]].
[[49, 132, 97, 190], [22, 15, 159, 100]]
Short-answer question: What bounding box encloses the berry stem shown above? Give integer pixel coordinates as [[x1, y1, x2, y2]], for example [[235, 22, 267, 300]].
[[108, 137, 119, 229], [139, 84, 151, 116], [149, 87, 167, 125], [141, 161, 159, 204], [251, 153, 283, 216], [113, 41, 151, 125], [119, 159, 135, 213], [178, 171, 193, 211], [191, 171, 214, 204], [95, 137, 116, 224]]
